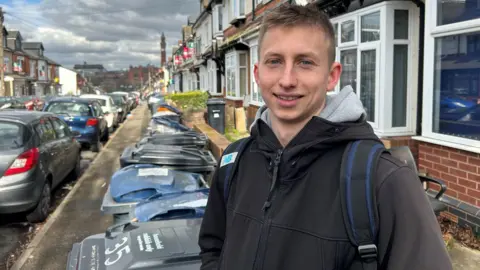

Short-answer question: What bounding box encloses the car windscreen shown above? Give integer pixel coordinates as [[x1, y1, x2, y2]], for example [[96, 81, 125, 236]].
[[110, 95, 125, 105], [86, 98, 106, 106], [0, 122, 25, 149], [46, 102, 92, 117]]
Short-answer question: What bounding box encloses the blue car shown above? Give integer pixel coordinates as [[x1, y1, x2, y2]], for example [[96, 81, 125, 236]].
[[43, 97, 109, 152]]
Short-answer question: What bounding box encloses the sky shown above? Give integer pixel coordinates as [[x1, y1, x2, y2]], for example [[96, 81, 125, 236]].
[[0, 0, 199, 70]]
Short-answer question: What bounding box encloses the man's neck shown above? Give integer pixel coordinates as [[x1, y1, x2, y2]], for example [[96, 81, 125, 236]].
[[270, 102, 326, 147], [271, 117, 310, 147]]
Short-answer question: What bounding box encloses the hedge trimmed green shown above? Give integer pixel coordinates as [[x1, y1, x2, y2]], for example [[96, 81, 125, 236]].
[[166, 90, 209, 112]]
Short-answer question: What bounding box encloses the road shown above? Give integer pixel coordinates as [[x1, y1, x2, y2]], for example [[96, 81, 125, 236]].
[[0, 122, 121, 270]]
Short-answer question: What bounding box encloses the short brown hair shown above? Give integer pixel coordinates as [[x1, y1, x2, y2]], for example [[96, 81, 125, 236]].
[[258, 3, 336, 65]]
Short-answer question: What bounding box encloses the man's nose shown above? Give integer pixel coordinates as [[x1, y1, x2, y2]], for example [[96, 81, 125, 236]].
[[278, 62, 297, 89]]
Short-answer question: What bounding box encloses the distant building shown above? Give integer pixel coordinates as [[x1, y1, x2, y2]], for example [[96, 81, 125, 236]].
[[58, 67, 78, 95], [127, 65, 159, 88], [73, 62, 107, 77]]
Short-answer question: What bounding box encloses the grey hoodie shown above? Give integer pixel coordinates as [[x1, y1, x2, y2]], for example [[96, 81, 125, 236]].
[[250, 85, 366, 131]]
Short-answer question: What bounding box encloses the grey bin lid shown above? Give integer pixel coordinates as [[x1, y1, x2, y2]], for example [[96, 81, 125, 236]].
[[206, 98, 225, 105], [66, 218, 203, 270], [120, 144, 217, 169], [137, 131, 208, 148]]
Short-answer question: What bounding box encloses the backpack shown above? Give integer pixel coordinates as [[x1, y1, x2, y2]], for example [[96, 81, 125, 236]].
[[218, 137, 386, 270]]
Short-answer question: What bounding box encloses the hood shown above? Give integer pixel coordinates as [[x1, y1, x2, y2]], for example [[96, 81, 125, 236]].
[[248, 86, 381, 181]]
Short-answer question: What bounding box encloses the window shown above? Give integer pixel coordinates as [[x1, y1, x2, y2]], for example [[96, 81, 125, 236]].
[[50, 117, 70, 139], [333, 2, 418, 135], [437, 0, 480, 26], [226, 52, 236, 97], [15, 39, 21, 50], [421, 1, 480, 148], [0, 122, 25, 149], [231, 0, 246, 20], [213, 4, 223, 36], [35, 119, 56, 143], [225, 51, 247, 99], [250, 45, 263, 105]]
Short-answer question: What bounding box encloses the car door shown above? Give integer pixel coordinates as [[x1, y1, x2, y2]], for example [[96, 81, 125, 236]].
[[91, 102, 106, 136], [33, 118, 61, 186], [50, 117, 77, 176]]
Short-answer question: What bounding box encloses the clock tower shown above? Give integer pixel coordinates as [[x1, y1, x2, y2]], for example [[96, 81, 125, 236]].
[[160, 32, 166, 67]]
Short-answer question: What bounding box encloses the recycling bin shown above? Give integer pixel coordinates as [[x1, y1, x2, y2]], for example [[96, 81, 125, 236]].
[[119, 144, 216, 176], [206, 98, 226, 134], [100, 164, 208, 227], [66, 218, 203, 270], [136, 131, 208, 149], [130, 190, 208, 223], [148, 116, 191, 134], [151, 111, 181, 123]]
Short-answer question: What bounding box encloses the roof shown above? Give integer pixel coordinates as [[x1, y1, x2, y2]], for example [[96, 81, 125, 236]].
[[79, 94, 111, 100], [22, 42, 44, 51], [48, 97, 100, 104], [7, 30, 20, 39], [73, 64, 105, 70], [0, 110, 54, 123], [23, 50, 39, 59], [44, 56, 60, 66]]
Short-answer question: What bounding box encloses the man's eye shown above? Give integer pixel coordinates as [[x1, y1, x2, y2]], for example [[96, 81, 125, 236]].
[[267, 59, 281, 65], [300, 60, 313, 65]]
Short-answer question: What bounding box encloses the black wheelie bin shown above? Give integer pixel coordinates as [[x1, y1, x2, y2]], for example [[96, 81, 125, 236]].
[[65, 218, 203, 270]]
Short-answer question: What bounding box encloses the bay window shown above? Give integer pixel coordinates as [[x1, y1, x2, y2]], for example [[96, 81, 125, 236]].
[[250, 43, 263, 105], [419, 0, 480, 150], [332, 1, 419, 136], [225, 51, 247, 99]]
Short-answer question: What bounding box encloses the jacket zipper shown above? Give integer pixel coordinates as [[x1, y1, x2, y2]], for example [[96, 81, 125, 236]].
[[252, 149, 283, 270]]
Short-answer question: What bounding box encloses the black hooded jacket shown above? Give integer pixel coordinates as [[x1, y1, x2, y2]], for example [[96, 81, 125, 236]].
[[198, 88, 451, 270]]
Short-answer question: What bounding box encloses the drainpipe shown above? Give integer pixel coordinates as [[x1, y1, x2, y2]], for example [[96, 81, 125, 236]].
[[411, 0, 425, 135], [252, 0, 256, 21]]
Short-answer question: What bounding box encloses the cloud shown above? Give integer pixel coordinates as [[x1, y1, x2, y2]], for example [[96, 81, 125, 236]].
[[1, 0, 199, 69]]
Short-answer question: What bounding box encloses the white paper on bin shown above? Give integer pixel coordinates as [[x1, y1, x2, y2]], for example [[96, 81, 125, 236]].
[[138, 167, 169, 176]]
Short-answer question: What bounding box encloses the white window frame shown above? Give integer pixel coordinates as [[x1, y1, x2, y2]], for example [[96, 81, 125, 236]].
[[249, 41, 264, 106], [332, 1, 419, 137], [212, 4, 223, 37], [225, 50, 247, 100], [415, 0, 480, 151], [230, 0, 246, 23]]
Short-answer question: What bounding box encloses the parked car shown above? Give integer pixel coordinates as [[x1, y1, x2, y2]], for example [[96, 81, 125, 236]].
[[80, 94, 119, 132], [43, 98, 108, 152], [108, 94, 128, 122], [112, 91, 135, 111], [0, 97, 30, 110], [0, 111, 81, 222]]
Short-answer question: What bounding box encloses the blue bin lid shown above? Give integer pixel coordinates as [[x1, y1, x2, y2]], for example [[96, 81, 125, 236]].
[[134, 190, 209, 222], [110, 164, 202, 203], [150, 117, 190, 132]]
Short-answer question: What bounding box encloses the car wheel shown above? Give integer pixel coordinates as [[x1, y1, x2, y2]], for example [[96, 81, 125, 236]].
[[71, 154, 82, 178], [26, 182, 51, 223], [102, 128, 109, 142], [90, 139, 101, 152]]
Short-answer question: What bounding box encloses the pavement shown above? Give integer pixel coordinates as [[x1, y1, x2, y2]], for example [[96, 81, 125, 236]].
[[10, 104, 150, 270]]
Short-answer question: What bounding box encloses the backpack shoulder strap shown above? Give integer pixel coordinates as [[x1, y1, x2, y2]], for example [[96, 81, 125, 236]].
[[340, 140, 386, 270], [218, 137, 253, 204]]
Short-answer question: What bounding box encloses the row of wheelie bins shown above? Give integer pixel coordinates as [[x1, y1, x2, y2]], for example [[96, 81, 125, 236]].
[[66, 104, 217, 270]]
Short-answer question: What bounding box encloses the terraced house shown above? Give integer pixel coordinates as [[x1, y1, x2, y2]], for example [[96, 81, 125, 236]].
[[168, 0, 480, 232]]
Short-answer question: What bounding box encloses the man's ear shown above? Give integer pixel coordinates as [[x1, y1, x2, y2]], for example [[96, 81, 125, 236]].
[[326, 62, 342, 92], [254, 63, 259, 84]]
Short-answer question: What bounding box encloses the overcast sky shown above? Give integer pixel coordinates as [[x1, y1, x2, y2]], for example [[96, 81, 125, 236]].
[[0, 0, 199, 70]]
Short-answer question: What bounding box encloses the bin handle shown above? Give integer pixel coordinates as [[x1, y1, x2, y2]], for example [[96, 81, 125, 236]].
[[148, 208, 198, 221], [105, 219, 139, 239]]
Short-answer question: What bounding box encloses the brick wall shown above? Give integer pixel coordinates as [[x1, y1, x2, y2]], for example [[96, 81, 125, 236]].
[[247, 104, 260, 128], [225, 99, 243, 108], [418, 142, 480, 208]]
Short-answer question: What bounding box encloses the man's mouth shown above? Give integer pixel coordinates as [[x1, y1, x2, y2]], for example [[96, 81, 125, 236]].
[[273, 94, 302, 101]]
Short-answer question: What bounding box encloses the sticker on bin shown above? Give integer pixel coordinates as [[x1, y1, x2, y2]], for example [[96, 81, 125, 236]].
[[213, 113, 220, 118], [173, 198, 208, 208], [138, 168, 169, 176]]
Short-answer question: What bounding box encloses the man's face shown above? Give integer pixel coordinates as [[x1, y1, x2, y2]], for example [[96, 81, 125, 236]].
[[254, 25, 341, 124]]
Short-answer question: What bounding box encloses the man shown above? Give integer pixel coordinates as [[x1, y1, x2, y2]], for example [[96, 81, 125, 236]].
[[199, 3, 452, 270]]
